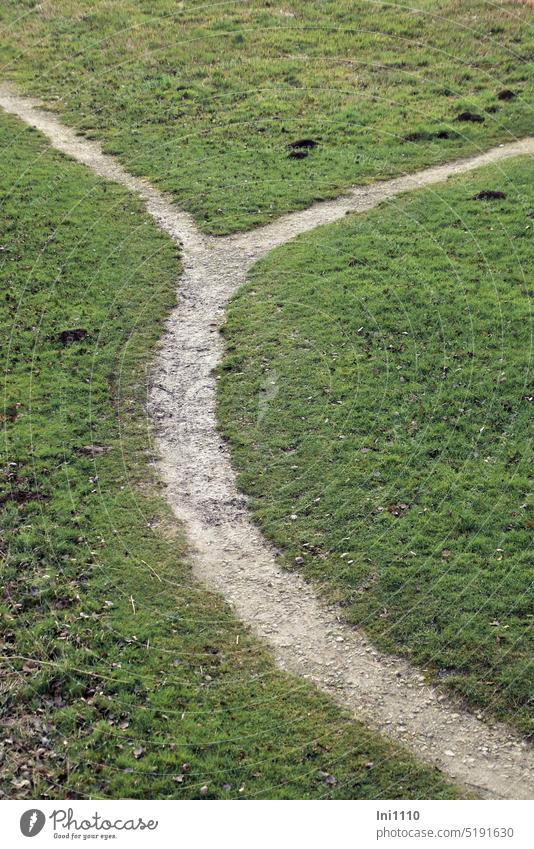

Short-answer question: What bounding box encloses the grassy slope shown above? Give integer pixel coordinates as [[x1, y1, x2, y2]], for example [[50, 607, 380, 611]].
[[0, 112, 462, 799], [217, 156, 534, 737], [0, 1, 531, 233]]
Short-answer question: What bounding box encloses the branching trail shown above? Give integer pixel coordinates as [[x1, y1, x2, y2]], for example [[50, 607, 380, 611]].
[[2, 83, 532, 799]]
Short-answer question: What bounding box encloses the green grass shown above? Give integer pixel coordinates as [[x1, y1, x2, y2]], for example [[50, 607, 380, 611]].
[[217, 155, 534, 737], [0, 0, 532, 233], [0, 112, 462, 799]]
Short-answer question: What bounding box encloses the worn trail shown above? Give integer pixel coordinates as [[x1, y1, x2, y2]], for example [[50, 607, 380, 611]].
[[2, 83, 532, 799]]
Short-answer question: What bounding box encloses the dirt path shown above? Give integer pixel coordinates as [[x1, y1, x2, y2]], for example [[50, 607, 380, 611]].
[[2, 83, 533, 799]]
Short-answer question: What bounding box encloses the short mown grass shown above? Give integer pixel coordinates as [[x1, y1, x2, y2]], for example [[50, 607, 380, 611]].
[[217, 156, 534, 737], [0, 112, 462, 799], [0, 0, 532, 233]]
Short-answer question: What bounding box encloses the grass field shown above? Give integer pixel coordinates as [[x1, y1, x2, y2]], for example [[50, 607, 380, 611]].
[[217, 156, 534, 737], [0, 1, 532, 232], [1, 0, 532, 802], [0, 112, 463, 799]]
